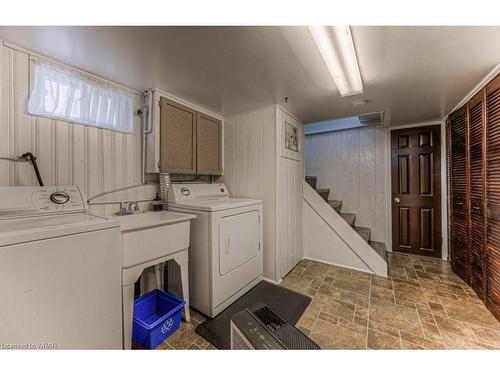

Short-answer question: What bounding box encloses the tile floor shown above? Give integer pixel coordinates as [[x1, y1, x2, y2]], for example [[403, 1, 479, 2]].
[[138, 252, 500, 350]]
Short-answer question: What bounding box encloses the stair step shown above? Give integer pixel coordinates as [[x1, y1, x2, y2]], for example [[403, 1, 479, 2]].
[[354, 226, 370, 242], [369, 241, 387, 261], [328, 200, 342, 213], [316, 188, 330, 201], [340, 212, 356, 226], [305, 176, 317, 189]]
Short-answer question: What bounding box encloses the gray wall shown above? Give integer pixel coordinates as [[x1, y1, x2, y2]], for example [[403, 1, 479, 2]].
[[304, 126, 388, 243]]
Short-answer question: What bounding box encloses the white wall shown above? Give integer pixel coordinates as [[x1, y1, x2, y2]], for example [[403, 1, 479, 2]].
[[304, 125, 388, 243], [224, 106, 278, 280], [224, 105, 304, 282], [0, 42, 158, 216], [276, 107, 304, 278], [303, 200, 372, 273]]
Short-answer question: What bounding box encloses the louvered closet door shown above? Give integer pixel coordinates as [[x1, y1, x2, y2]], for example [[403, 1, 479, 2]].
[[486, 74, 500, 319], [449, 106, 470, 282], [468, 91, 486, 299]]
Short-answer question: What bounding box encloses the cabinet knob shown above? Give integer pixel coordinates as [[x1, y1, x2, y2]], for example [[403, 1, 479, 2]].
[[394, 197, 400, 203]]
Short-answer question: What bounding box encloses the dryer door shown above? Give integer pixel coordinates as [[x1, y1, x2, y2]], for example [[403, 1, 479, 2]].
[[219, 209, 260, 275]]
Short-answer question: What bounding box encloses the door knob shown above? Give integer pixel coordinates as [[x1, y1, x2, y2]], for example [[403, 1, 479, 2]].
[[394, 197, 400, 203]]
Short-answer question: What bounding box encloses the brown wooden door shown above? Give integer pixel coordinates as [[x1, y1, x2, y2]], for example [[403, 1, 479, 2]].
[[486, 74, 500, 320], [159, 97, 197, 174], [391, 125, 442, 257], [468, 91, 487, 299], [449, 106, 470, 282], [196, 112, 222, 175]]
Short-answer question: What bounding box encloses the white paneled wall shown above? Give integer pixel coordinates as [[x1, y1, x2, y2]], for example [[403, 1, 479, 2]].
[[276, 108, 304, 278], [224, 106, 278, 280], [224, 105, 304, 282], [0, 43, 158, 216], [304, 126, 388, 243]]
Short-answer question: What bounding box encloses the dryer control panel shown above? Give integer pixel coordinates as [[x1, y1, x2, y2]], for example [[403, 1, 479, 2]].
[[0, 186, 87, 217], [168, 183, 230, 203]]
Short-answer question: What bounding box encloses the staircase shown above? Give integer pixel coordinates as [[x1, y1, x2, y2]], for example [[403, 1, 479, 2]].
[[305, 175, 387, 262]]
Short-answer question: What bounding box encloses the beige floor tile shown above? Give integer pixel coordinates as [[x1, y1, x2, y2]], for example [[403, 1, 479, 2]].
[[309, 318, 366, 349], [317, 284, 342, 299], [371, 276, 393, 290], [368, 320, 400, 338], [418, 310, 436, 324], [339, 289, 370, 308], [433, 315, 476, 340], [428, 302, 447, 317], [280, 275, 312, 293], [399, 331, 445, 349], [422, 322, 442, 341], [441, 301, 500, 329], [369, 299, 423, 336], [297, 306, 320, 330], [367, 329, 401, 349], [393, 283, 427, 305], [194, 336, 211, 349], [401, 340, 425, 350], [310, 293, 356, 320], [355, 306, 369, 320], [163, 321, 200, 349], [469, 324, 500, 347], [187, 343, 203, 350], [338, 318, 368, 335], [298, 326, 312, 336], [318, 311, 339, 325], [392, 277, 421, 289], [321, 275, 335, 287], [332, 273, 371, 296], [370, 286, 396, 303], [441, 332, 498, 350]]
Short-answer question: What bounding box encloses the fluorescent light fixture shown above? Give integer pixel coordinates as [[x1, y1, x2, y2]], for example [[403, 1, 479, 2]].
[[309, 26, 363, 97]]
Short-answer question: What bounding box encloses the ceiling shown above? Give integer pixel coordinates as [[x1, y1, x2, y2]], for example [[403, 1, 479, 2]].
[[1, 26, 499, 125]]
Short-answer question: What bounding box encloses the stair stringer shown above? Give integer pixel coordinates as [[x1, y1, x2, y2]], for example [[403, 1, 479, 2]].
[[303, 181, 388, 277]]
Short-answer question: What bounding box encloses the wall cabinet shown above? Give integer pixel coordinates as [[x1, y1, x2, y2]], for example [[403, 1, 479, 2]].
[[145, 89, 223, 175], [447, 73, 500, 320], [159, 96, 222, 175], [160, 97, 197, 174], [196, 112, 222, 175]]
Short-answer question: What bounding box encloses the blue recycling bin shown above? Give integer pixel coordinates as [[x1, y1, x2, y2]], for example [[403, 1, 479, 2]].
[[132, 289, 185, 349]]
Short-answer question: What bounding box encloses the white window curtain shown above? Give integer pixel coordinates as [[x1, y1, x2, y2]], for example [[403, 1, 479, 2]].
[[28, 62, 134, 133]]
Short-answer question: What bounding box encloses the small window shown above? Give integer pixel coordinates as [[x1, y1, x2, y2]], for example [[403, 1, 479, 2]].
[[28, 63, 134, 133]]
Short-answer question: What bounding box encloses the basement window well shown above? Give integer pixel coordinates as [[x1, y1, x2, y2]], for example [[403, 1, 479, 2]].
[[28, 62, 134, 133]]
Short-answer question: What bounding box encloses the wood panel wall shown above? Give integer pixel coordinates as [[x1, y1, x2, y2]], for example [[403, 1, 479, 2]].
[[0, 43, 158, 216], [304, 126, 387, 242]]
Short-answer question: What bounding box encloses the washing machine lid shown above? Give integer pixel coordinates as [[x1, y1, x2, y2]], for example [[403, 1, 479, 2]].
[[168, 197, 262, 212], [0, 213, 118, 246]]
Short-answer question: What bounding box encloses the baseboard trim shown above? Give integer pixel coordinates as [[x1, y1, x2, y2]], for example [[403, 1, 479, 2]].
[[262, 277, 282, 285], [302, 256, 375, 275]]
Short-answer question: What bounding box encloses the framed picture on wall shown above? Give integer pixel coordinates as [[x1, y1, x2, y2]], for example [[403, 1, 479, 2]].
[[280, 111, 302, 162], [285, 121, 299, 152]]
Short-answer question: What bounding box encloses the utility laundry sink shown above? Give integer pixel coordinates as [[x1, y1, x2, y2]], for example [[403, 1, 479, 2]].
[[118, 211, 196, 268], [117, 210, 196, 349]]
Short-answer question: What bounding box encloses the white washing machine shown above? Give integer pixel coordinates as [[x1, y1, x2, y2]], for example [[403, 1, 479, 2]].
[[0, 186, 122, 349], [168, 183, 263, 318]]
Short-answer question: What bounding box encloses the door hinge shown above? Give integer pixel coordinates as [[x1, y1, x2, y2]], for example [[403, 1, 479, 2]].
[[259, 242, 261, 251]]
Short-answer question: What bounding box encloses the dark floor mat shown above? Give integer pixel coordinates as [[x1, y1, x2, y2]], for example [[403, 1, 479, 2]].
[[195, 281, 311, 349]]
